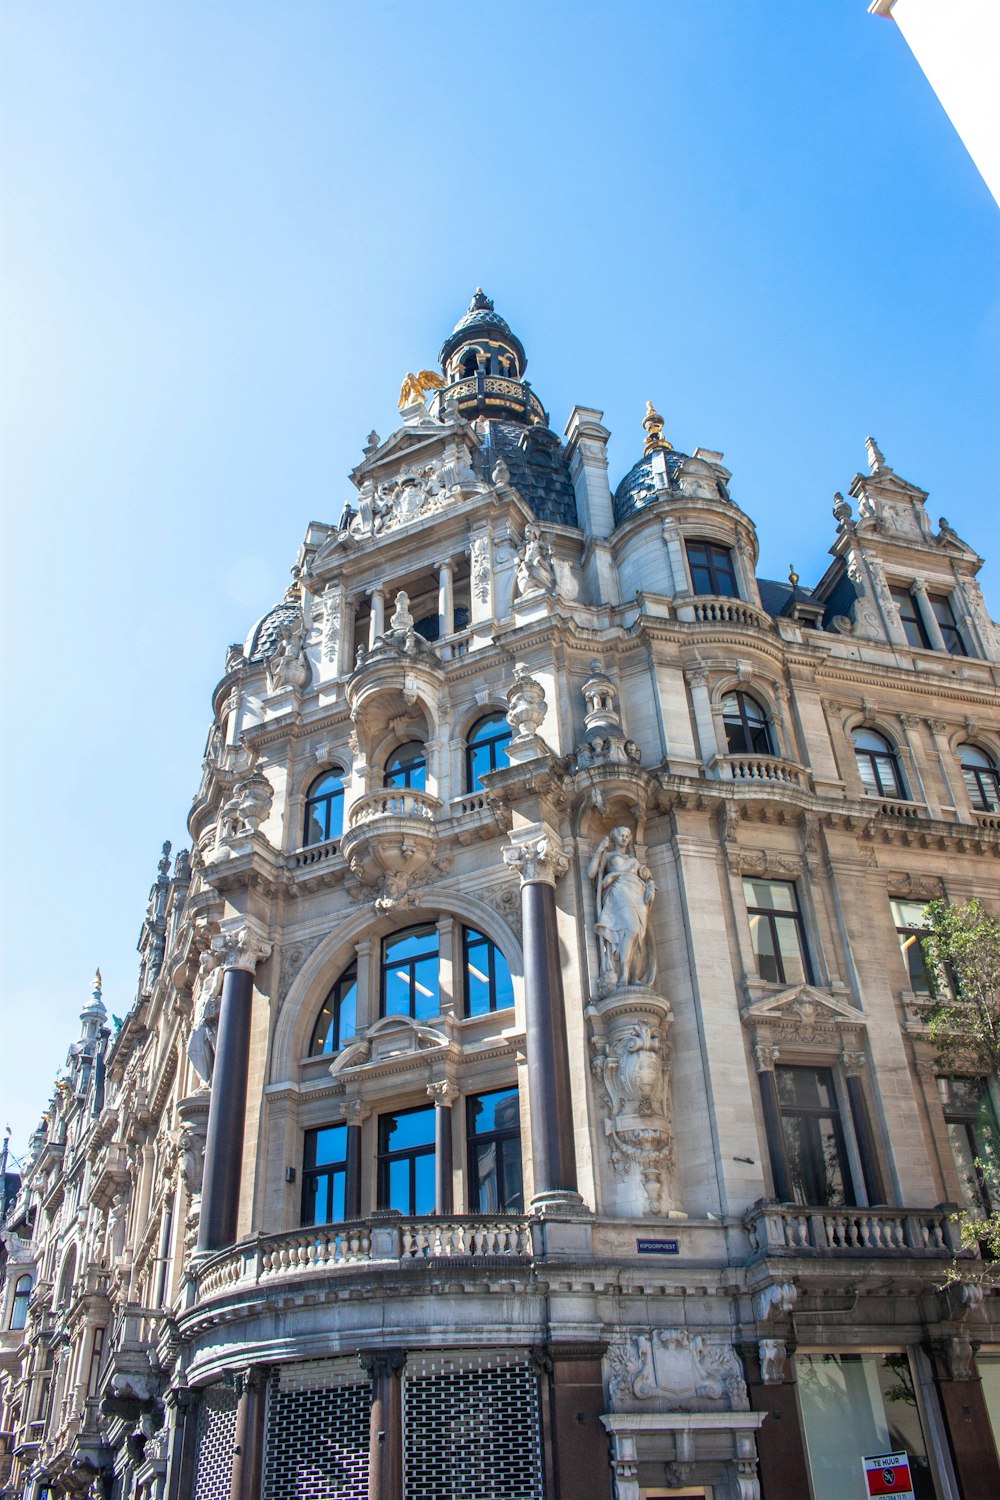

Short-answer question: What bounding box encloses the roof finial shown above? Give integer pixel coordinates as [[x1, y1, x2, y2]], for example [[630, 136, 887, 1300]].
[[865, 435, 885, 473], [93, 968, 102, 997], [789, 564, 799, 588], [643, 401, 673, 457], [283, 566, 303, 604]]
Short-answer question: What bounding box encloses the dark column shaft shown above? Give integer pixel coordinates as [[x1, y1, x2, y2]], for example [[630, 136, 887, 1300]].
[[164, 1391, 199, 1500], [199, 966, 254, 1252], [522, 880, 577, 1198], [229, 1370, 266, 1500], [345, 1123, 363, 1219], [757, 1068, 793, 1203], [846, 1073, 887, 1204], [434, 1104, 454, 1215], [364, 1355, 404, 1500]]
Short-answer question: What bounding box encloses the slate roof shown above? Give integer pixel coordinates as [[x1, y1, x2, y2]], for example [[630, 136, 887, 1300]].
[[612, 451, 690, 526]]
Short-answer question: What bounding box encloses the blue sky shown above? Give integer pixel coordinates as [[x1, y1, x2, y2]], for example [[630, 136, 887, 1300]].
[[1, 2, 997, 1160]]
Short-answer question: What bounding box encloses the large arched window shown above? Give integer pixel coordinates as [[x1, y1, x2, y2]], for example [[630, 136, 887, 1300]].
[[466, 713, 512, 791], [462, 928, 514, 1017], [960, 745, 1000, 812], [303, 768, 345, 846], [384, 741, 426, 792], [721, 692, 773, 756], [381, 925, 440, 1021], [308, 963, 358, 1055], [852, 728, 905, 799], [10, 1274, 32, 1331]]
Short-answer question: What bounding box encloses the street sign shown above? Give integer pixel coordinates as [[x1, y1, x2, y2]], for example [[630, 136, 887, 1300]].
[[636, 1238, 680, 1254], [863, 1452, 915, 1498]]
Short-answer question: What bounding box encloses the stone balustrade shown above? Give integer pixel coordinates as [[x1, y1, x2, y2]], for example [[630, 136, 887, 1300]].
[[746, 1200, 961, 1257], [876, 797, 926, 821], [289, 836, 341, 869], [715, 754, 806, 788], [679, 596, 773, 632], [346, 788, 440, 827], [973, 809, 1000, 832], [193, 1215, 534, 1303]]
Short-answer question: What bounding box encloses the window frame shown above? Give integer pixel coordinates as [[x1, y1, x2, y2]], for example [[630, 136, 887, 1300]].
[[465, 713, 513, 792], [890, 900, 933, 995], [937, 1075, 999, 1216], [889, 585, 931, 650], [380, 924, 441, 1022], [301, 1123, 349, 1227], [383, 740, 427, 791], [303, 767, 346, 846], [461, 927, 514, 1018], [775, 1063, 856, 1208], [685, 538, 739, 598], [308, 962, 359, 1056], [960, 745, 1000, 812], [852, 727, 906, 800], [377, 1105, 436, 1216], [743, 878, 813, 986], [721, 690, 774, 756], [928, 591, 968, 656], [10, 1274, 32, 1331], [466, 1088, 523, 1213]]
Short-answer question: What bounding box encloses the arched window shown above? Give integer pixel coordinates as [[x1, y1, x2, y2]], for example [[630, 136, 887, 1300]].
[[466, 714, 512, 791], [852, 728, 905, 799], [382, 925, 440, 1021], [686, 539, 738, 597], [303, 768, 345, 846], [721, 692, 773, 756], [462, 928, 514, 1017], [309, 962, 358, 1055], [960, 745, 1000, 812], [10, 1274, 32, 1331], [384, 742, 426, 792], [57, 1249, 77, 1310]]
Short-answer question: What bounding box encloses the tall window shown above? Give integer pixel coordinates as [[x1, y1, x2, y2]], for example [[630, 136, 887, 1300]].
[[929, 592, 967, 656], [721, 692, 773, 755], [960, 745, 1000, 812], [302, 1124, 348, 1226], [10, 1274, 31, 1331], [466, 713, 512, 791], [304, 768, 345, 846], [889, 586, 931, 649], [798, 1353, 935, 1500], [891, 900, 932, 994], [686, 539, 738, 597], [462, 928, 514, 1018], [467, 1089, 523, 1212], [381, 926, 440, 1021], [937, 1076, 999, 1215], [86, 1326, 106, 1398], [309, 963, 358, 1055], [743, 878, 811, 985], [377, 1106, 435, 1215], [775, 1065, 854, 1207], [852, 728, 905, 799], [384, 741, 426, 791]]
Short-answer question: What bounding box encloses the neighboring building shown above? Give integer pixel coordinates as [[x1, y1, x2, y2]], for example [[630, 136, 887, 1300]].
[[869, 0, 1000, 206], [3, 291, 1000, 1499]]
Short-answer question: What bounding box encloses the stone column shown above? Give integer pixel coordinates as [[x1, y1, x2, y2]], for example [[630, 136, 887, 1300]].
[[926, 717, 964, 818], [897, 713, 934, 812], [428, 1081, 457, 1215], [436, 558, 455, 641], [360, 1350, 405, 1500], [344, 1099, 369, 1220], [928, 1339, 1000, 1500], [684, 666, 719, 767], [368, 587, 386, 647], [842, 1051, 887, 1205], [163, 1387, 200, 1500], [198, 919, 272, 1253], [503, 828, 580, 1207], [754, 1043, 793, 1203], [911, 577, 948, 653], [229, 1367, 268, 1500]]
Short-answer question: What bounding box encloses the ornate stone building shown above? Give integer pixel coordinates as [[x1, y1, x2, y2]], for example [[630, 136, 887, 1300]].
[[3, 290, 1000, 1499]]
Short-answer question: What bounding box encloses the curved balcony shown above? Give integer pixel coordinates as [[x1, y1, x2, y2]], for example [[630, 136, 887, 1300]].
[[339, 788, 442, 885], [713, 753, 808, 789], [676, 595, 773, 632]]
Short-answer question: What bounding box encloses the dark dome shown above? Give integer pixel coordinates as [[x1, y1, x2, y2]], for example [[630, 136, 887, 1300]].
[[612, 451, 689, 526], [245, 600, 301, 663], [439, 289, 526, 373]]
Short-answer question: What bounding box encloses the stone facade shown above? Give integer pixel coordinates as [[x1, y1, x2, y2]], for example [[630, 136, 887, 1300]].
[[2, 292, 1000, 1499]]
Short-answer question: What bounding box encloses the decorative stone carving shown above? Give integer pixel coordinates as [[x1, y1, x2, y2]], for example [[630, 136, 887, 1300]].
[[590, 1002, 675, 1213], [758, 1339, 787, 1385], [234, 769, 274, 834], [212, 919, 272, 974], [941, 1336, 975, 1382], [503, 828, 569, 887], [505, 662, 547, 741], [514, 524, 557, 597], [355, 589, 436, 669], [321, 587, 341, 662], [469, 533, 491, 603], [277, 936, 325, 1006], [349, 460, 451, 539], [945, 1280, 984, 1322], [267, 614, 311, 693], [753, 1281, 797, 1322], [187, 950, 223, 1085], [607, 1330, 749, 1412], [576, 661, 641, 769], [588, 827, 656, 991]]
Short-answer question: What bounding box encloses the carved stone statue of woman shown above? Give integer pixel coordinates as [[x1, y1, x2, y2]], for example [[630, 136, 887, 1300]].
[[187, 950, 224, 1086], [587, 826, 656, 989]]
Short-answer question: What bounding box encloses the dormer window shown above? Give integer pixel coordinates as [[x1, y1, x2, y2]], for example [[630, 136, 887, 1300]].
[[929, 592, 967, 656], [889, 586, 931, 650], [686, 540, 738, 598]]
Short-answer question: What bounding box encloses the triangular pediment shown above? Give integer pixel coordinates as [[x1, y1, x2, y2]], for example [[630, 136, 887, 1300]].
[[741, 984, 864, 1029], [350, 415, 479, 487]]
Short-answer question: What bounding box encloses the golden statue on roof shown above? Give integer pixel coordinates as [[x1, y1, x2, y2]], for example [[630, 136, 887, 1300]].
[[398, 369, 446, 409]]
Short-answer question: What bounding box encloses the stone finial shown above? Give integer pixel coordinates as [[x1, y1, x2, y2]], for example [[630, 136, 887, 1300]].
[[832, 492, 852, 525], [506, 662, 547, 741], [865, 435, 886, 473], [390, 590, 414, 631], [643, 401, 673, 457]]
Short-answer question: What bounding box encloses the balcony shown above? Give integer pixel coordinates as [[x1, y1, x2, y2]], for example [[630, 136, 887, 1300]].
[[676, 596, 773, 633], [89, 1142, 130, 1211], [713, 753, 807, 789], [745, 1200, 963, 1257], [339, 788, 441, 887], [193, 1216, 534, 1304]]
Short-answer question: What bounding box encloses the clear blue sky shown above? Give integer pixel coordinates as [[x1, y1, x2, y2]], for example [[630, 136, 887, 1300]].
[[1, 2, 997, 1163]]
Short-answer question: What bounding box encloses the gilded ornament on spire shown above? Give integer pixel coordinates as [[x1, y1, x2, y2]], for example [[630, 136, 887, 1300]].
[[398, 369, 446, 409], [788, 564, 799, 588], [642, 401, 673, 456]]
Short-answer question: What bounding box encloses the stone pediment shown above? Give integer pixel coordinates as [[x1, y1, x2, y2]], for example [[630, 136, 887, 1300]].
[[741, 984, 865, 1043], [329, 1014, 449, 1075]]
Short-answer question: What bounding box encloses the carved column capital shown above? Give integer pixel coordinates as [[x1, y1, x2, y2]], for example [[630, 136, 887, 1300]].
[[212, 918, 272, 974], [840, 1047, 867, 1077], [910, 576, 928, 595], [503, 826, 569, 887], [358, 1348, 406, 1382], [753, 1039, 780, 1073], [758, 1338, 788, 1385], [343, 1097, 372, 1126], [427, 1079, 459, 1107]]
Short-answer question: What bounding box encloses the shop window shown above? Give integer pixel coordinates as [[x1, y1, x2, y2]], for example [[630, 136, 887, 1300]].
[[467, 1088, 523, 1212], [797, 1352, 935, 1500], [960, 744, 1000, 812], [381, 925, 440, 1022], [377, 1106, 435, 1215], [686, 539, 738, 597], [979, 1355, 1000, 1468], [889, 586, 931, 649], [462, 928, 514, 1017], [303, 768, 345, 846], [890, 900, 932, 994], [937, 1076, 999, 1215], [301, 1124, 348, 1226], [466, 713, 512, 791], [928, 591, 967, 656], [852, 728, 906, 799], [743, 878, 811, 985], [721, 691, 773, 755], [10, 1274, 31, 1331], [775, 1065, 854, 1207], [308, 963, 358, 1056], [384, 741, 426, 791]]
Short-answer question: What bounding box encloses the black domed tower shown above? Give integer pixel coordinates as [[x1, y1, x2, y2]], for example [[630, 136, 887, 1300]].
[[435, 290, 578, 526]]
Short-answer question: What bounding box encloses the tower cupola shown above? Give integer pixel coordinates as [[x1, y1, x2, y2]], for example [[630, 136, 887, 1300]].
[[434, 289, 544, 426]]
